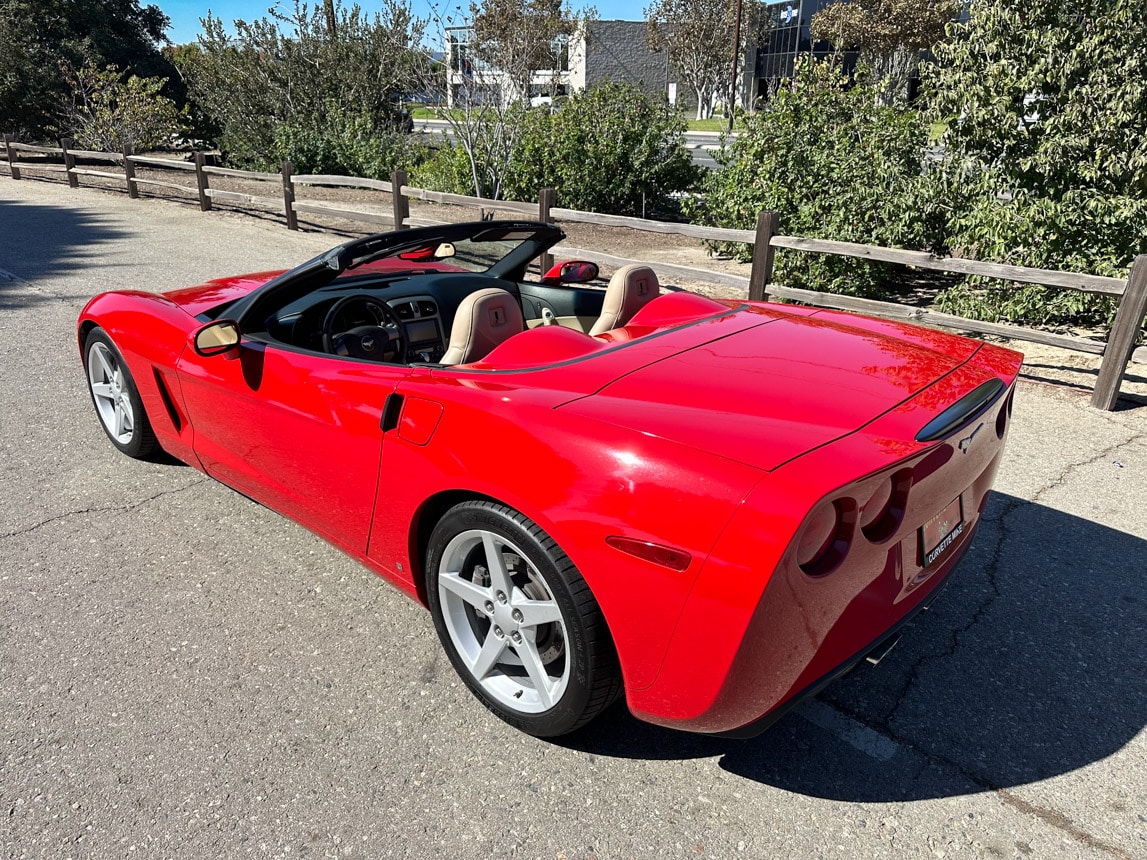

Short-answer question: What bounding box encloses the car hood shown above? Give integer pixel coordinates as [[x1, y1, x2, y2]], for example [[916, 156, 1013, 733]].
[[164, 271, 285, 317], [557, 309, 982, 472]]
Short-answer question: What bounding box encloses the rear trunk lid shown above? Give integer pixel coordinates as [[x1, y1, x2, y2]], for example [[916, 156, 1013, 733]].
[[557, 308, 982, 472]]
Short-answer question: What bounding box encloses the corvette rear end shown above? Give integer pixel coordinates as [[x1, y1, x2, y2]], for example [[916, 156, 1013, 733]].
[[604, 314, 1022, 735]]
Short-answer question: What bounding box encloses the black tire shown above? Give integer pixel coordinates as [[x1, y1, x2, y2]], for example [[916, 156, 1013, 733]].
[[426, 500, 622, 737], [83, 328, 158, 459]]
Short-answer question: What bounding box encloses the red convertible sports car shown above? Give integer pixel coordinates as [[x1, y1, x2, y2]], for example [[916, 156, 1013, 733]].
[[78, 221, 1022, 737]]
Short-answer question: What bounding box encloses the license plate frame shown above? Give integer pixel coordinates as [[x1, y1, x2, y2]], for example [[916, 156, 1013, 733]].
[[920, 495, 965, 568]]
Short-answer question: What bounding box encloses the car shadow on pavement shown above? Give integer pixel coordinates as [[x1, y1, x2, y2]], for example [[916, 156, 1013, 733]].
[[0, 196, 131, 308], [561, 492, 1146, 801]]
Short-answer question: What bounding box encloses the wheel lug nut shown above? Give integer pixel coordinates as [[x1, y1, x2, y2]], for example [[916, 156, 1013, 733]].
[[511, 609, 523, 622], [497, 591, 507, 604], [511, 631, 522, 644], [483, 600, 494, 614], [494, 626, 503, 638]]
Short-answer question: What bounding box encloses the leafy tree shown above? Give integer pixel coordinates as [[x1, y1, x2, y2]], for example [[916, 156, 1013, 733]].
[[471, 0, 582, 104], [57, 64, 183, 151], [810, 0, 960, 103], [0, 0, 172, 138], [180, 0, 429, 168], [435, 0, 587, 198], [926, 0, 1147, 328], [689, 60, 933, 297], [503, 82, 701, 214], [645, 0, 764, 120]]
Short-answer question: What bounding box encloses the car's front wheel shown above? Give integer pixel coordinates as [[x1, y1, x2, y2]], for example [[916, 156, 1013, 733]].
[[83, 328, 157, 459], [426, 501, 622, 737]]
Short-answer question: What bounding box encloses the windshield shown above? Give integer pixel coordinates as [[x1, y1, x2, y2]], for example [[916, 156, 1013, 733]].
[[346, 226, 553, 275]]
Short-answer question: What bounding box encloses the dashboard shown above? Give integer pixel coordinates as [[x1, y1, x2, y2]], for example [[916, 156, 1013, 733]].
[[264, 271, 522, 364]]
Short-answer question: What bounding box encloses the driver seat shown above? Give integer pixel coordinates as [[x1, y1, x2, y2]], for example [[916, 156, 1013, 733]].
[[441, 288, 525, 366], [589, 265, 661, 335]]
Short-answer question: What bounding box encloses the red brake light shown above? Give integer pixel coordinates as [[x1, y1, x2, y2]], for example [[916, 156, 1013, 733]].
[[797, 499, 855, 576], [859, 469, 912, 543]]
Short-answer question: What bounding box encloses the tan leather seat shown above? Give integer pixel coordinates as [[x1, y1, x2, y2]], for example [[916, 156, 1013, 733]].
[[440, 288, 525, 365], [588, 265, 660, 336]]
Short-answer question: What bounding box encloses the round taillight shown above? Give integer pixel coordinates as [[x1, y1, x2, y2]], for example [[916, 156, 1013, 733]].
[[860, 480, 892, 531], [797, 499, 854, 576], [860, 469, 912, 543], [996, 388, 1014, 439]]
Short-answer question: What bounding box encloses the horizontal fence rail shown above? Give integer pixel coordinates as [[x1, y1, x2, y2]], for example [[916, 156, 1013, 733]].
[[2, 133, 1143, 409]]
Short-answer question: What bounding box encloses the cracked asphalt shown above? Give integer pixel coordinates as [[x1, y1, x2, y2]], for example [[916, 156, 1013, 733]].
[[2, 179, 1145, 859]]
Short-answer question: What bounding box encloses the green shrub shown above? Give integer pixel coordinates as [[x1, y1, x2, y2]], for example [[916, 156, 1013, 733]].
[[271, 103, 424, 179], [503, 83, 702, 215], [689, 61, 933, 298], [413, 143, 476, 195], [58, 64, 183, 152], [926, 0, 1147, 328]]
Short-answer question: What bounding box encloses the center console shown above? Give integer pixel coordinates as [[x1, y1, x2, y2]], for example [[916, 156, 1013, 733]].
[[389, 296, 445, 363]]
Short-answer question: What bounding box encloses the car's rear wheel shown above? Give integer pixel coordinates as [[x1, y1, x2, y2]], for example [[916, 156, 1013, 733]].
[[84, 328, 157, 459], [426, 501, 622, 737]]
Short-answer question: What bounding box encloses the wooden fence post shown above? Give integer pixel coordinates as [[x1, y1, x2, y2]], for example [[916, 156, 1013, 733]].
[[538, 187, 555, 273], [748, 210, 780, 301], [122, 145, 138, 198], [390, 169, 409, 229], [4, 135, 20, 180], [59, 137, 78, 188], [1092, 254, 1147, 410], [281, 161, 298, 231], [193, 151, 212, 211]]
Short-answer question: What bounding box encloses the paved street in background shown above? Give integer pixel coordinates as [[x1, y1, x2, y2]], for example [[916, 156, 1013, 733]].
[[414, 118, 726, 170], [1, 178, 1144, 859]]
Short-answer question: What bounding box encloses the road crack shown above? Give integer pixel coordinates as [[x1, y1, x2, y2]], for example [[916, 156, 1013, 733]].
[[1032, 434, 1140, 504], [0, 479, 207, 542]]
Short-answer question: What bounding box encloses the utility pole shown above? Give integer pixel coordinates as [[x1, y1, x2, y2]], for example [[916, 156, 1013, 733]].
[[727, 0, 744, 133]]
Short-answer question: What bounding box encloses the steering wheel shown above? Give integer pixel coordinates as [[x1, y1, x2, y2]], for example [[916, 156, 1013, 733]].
[[322, 294, 407, 362]]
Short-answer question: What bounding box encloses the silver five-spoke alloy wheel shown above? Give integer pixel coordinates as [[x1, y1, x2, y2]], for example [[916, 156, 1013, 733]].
[[437, 529, 570, 713], [426, 500, 621, 736], [87, 340, 135, 445], [83, 328, 156, 459]]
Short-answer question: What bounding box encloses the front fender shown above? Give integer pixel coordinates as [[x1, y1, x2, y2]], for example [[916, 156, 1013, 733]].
[[78, 291, 200, 466]]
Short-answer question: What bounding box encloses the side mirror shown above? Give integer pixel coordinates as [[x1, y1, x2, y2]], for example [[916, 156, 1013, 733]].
[[541, 260, 599, 285], [193, 320, 241, 356]]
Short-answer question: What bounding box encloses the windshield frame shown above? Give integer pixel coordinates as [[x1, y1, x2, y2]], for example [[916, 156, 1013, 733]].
[[232, 221, 564, 333]]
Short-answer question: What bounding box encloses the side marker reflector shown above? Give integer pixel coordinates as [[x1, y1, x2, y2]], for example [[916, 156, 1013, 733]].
[[606, 536, 692, 572]]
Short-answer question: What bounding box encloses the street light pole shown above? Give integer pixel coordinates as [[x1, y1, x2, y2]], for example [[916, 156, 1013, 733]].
[[728, 0, 745, 133]]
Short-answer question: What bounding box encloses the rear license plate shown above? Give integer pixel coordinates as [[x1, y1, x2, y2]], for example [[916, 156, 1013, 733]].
[[920, 495, 965, 568]]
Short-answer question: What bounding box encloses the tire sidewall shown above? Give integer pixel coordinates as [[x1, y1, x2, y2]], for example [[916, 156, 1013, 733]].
[[84, 328, 150, 458], [426, 502, 595, 737]]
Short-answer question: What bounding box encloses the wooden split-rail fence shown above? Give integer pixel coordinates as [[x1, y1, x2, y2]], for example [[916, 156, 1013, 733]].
[[3, 134, 1145, 410]]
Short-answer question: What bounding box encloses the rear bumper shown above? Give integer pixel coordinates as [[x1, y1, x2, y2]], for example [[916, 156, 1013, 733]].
[[712, 553, 960, 739]]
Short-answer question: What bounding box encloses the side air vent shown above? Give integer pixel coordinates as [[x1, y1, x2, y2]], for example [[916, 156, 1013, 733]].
[[152, 368, 182, 432]]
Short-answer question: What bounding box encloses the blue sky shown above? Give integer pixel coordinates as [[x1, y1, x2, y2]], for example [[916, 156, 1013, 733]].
[[155, 1, 650, 46]]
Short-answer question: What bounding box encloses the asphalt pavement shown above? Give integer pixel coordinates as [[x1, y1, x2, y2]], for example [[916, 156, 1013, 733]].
[[1, 178, 1144, 859]]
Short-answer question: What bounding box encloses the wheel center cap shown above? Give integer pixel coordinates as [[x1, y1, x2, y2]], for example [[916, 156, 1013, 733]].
[[493, 604, 517, 632]]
